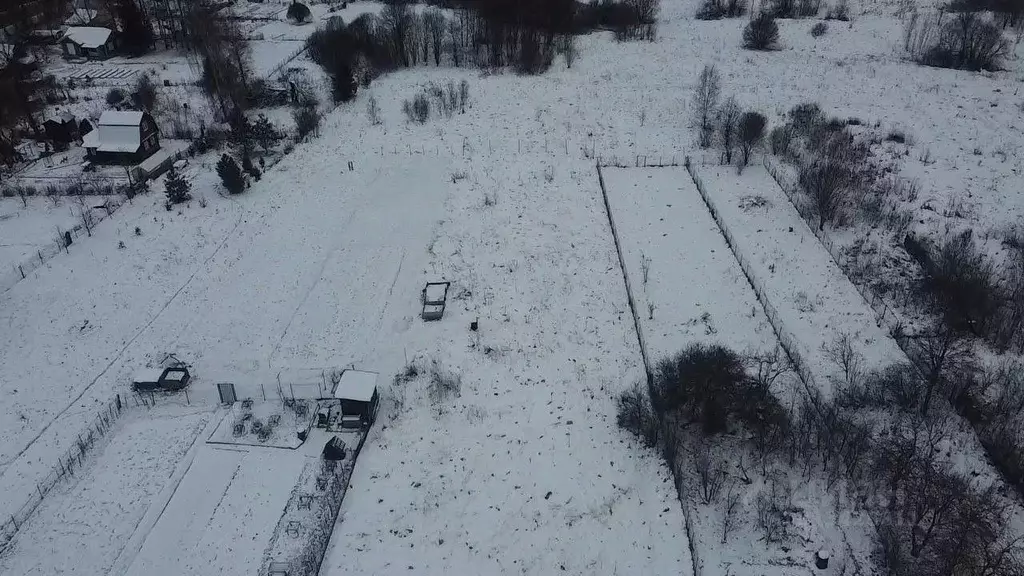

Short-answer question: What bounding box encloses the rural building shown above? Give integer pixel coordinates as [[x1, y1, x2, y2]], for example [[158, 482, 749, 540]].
[[82, 110, 160, 164], [61, 26, 117, 59], [332, 370, 379, 428], [43, 112, 78, 147]]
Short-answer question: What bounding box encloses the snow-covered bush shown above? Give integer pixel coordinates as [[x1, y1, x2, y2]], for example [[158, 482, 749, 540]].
[[811, 21, 828, 36], [696, 0, 747, 20], [904, 11, 1008, 71], [743, 12, 780, 50]]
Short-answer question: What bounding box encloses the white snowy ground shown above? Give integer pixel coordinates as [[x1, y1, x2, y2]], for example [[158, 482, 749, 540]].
[[602, 166, 779, 360], [0, 197, 97, 269], [0, 405, 214, 576], [123, 443, 307, 576], [695, 163, 907, 396], [2, 0, 1023, 571]]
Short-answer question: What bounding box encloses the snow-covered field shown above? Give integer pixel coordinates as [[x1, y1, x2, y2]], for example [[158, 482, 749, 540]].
[[602, 166, 779, 359], [694, 162, 907, 395], [123, 443, 306, 576], [0, 197, 92, 270], [2, 0, 1024, 571], [0, 406, 213, 576]]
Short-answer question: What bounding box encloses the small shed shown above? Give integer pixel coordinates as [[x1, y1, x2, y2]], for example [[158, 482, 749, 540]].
[[82, 110, 160, 164], [61, 27, 117, 60], [332, 370, 379, 428]]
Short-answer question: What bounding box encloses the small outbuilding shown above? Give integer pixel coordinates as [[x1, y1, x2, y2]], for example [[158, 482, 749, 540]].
[[43, 112, 78, 148], [61, 26, 117, 60], [83, 110, 160, 164], [332, 370, 379, 428]]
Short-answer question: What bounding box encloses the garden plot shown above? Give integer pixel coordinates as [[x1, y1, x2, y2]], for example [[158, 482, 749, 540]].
[[696, 163, 907, 396], [207, 400, 315, 449], [123, 443, 307, 576], [601, 167, 779, 360], [0, 406, 213, 576], [320, 153, 691, 576], [0, 197, 101, 270]]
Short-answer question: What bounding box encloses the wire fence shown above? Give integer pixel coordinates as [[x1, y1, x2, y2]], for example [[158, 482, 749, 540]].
[[685, 157, 823, 410], [1, 195, 128, 294], [760, 155, 915, 346], [0, 391, 153, 554]]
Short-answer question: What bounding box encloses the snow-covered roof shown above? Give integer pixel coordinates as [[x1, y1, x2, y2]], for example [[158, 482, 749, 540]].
[[333, 370, 378, 403], [81, 129, 99, 149], [94, 110, 143, 152], [63, 27, 112, 49], [99, 111, 143, 126], [133, 368, 164, 384]]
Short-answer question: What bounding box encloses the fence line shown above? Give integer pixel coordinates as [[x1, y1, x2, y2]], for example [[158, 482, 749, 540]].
[[594, 163, 652, 387], [1, 195, 128, 294], [760, 155, 915, 346], [685, 157, 823, 411], [595, 162, 702, 576], [0, 391, 149, 554]]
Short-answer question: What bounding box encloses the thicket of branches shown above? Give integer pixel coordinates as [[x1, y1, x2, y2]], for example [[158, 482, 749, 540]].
[[618, 341, 1024, 575], [904, 10, 1009, 71]]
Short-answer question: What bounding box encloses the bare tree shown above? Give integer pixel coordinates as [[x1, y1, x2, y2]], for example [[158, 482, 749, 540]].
[[75, 196, 96, 237], [367, 95, 382, 125], [722, 484, 742, 544], [693, 64, 721, 148], [822, 332, 863, 388], [910, 326, 975, 417], [424, 9, 446, 66], [738, 111, 767, 166], [693, 443, 728, 504], [382, 1, 414, 68], [718, 96, 741, 164], [798, 148, 859, 230]]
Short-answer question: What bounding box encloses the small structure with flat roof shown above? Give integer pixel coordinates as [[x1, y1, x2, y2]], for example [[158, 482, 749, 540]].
[[332, 370, 379, 428]]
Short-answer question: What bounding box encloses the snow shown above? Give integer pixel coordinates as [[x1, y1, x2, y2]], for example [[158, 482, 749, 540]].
[[124, 443, 306, 576], [0, 197, 92, 270], [694, 162, 908, 395], [63, 27, 112, 49], [602, 166, 780, 359], [132, 368, 164, 384], [92, 111, 144, 153], [0, 406, 213, 576], [333, 370, 377, 403]]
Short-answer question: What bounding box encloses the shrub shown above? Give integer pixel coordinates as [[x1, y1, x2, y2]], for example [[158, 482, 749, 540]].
[[292, 102, 321, 140], [811, 21, 828, 36], [744, 12, 780, 50], [771, 0, 797, 17], [286, 1, 312, 24], [909, 11, 1008, 71], [216, 154, 245, 195], [697, 0, 747, 19], [106, 87, 126, 106], [249, 114, 282, 153], [650, 343, 747, 434], [769, 124, 794, 156], [923, 230, 1001, 334], [616, 383, 659, 447]]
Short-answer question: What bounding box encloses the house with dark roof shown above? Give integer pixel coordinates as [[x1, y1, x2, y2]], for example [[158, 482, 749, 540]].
[[82, 110, 160, 164], [61, 26, 117, 59]]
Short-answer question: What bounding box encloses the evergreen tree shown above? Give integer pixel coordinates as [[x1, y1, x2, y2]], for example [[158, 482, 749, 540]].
[[216, 154, 245, 195], [116, 0, 154, 56], [164, 166, 191, 204]]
